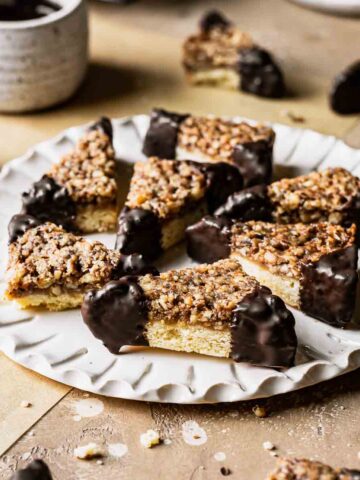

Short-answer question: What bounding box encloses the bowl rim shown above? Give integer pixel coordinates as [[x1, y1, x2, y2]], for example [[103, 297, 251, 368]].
[[0, 0, 84, 30]]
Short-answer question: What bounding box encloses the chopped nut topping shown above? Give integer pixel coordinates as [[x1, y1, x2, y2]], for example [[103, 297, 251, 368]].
[[6, 223, 121, 295], [125, 157, 206, 219], [49, 130, 117, 205], [231, 222, 356, 279], [183, 25, 253, 71], [268, 168, 360, 224], [267, 457, 358, 480], [140, 258, 258, 328], [178, 115, 274, 163]]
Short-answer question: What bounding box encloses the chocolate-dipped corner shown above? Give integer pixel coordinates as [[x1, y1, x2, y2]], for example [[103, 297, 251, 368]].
[[142, 108, 189, 159], [82, 277, 149, 354], [231, 286, 297, 368], [232, 139, 273, 187], [199, 10, 231, 33], [10, 459, 53, 480], [186, 216, 232, 264], [90, 116, 113, 142], [8, 214, 42, 244], [238, 47, 286, 99], [20, 175, 77, 231], [197, 161, 244, 212], [300, 245, 359, 328], [115, 207, 163, 260], [214, 184, 273, 221], [113, 253, 159, 279]]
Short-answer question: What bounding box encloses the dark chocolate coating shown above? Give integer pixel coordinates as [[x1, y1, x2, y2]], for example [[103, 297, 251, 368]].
[[20, 175, 76, 231], [186, 216, 232, 263], [300, 246, 358, 328], [199, 10, 231, 33], [230, 286, 297, 368], [115, 207, 162, 260], [196, 162, 244, 212], [82, 277, 149, 354], [142, 108, 189, 159], [238, 47, 286, 99], [90, 116, 113, 142], [214, 184, 273, 221], [339, 469, 360, 479], [330, 61, 360, 115], [9, 460, 53, 480], [112, 253, 159, 278], [232, 139, 273, 187], [8, 214, 42, 244], [0, 1, 60, 21]]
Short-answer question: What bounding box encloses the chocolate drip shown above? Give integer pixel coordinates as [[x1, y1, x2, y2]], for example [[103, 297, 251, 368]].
[[300, 246, 358, 328], [8, 214, 42, 244], [199, 10, 231, 33], [142, 108, 189, 159], [330, 61, 360, 115], [10, 460, 53, 480], [238, 47, 286, 99], [196, 162, 244, 212], [0, 1, 60, 21], [214, 185, 273, 221], [230, 286, 297, 368], [20, 175, 76, 231], [115, 207, 162, 260], [186, 216, 232, 263], [90, 116, 113, 143], [232, 139, 273, 187], [112, 253, 159, 279], [82, 278, 149, 354]]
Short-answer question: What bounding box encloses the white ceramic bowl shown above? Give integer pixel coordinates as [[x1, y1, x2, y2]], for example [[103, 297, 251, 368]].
[[0, 0, 88, 113], [288, 0, 360, 15]]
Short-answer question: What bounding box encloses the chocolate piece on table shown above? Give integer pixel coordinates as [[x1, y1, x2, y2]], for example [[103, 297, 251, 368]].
[[17, 117, 118, 234], [5, 220, 156, 311], [143, 108, 275, 187], [330, 60, 360, 115], [213, 168, 360, 232], [82, 258, 297, 368], [238, 47, 285, 99], [115, 157, 243, 260], [188, 221, 358, 328], [182, 10, 286, 98], [9, 459, 53, 480], [267, 457, 360, 480]]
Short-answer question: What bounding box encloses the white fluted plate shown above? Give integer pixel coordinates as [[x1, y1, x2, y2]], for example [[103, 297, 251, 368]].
[[0, 115, 359, 404]]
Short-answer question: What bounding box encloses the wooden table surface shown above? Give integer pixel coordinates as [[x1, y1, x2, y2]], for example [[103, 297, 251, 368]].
[[0, 1, 360, 479]]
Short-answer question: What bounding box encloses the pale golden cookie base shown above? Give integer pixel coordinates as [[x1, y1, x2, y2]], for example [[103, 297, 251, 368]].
[[234, 255, 301, 308], [161, 202, 208, 250], [176, 146, 215, 164], [75, 204, 117, 234], [6, 289, 86, 311], [146, 321, 231, 358], [186, 68, 239, 90]]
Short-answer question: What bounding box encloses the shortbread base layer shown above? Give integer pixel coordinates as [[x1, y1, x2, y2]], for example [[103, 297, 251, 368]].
[[176, 146, 216, 164], [7, 289, 86, 311], [235, 256, 301, 308], [146, 321, 231, 358], [75, 204, 117, 234], [161, 202, 208, 251], [186, 68, 239, 90]]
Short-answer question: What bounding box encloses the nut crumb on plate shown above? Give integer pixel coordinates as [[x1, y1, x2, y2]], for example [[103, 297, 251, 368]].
[[140, 429, 161, 448]]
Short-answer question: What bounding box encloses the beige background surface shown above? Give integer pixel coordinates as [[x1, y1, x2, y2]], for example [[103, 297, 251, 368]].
[[0, 0, 360, 478]]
